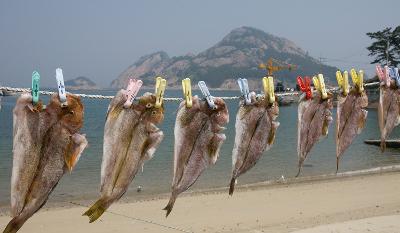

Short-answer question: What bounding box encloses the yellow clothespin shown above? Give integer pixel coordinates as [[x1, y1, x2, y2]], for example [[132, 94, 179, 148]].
[[336, 71, 349, 96], [313, 74, 328, 99], [312, 76, 320, 91], [155, 76, 166, 108], [181, 78, 192, 108], [262, 76, 275, 104], [350, 68, 364, 93]]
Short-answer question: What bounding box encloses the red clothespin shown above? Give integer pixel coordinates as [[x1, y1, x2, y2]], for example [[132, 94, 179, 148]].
[[297, 76, 312, 99]]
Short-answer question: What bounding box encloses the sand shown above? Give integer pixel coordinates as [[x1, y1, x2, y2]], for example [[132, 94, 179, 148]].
[[1, 171, 400, 233]]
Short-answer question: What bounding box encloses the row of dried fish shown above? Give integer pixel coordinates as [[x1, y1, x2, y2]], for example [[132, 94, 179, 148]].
[[4, 67, 400, 232]]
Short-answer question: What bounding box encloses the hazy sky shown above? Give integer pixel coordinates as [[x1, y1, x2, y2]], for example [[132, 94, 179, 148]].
[[1, 0, 399, 88]]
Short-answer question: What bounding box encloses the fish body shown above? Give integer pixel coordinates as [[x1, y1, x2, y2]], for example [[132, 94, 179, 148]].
[[11, 94, 50, 217], [336, 90, 368, 171], [164, 96, 228, 216], [5, 94, 87, 233], [229, 92, 279, 195], [378, 81, 400, 152], [84, 91, 164, 223], [297, 92, 333, 176]]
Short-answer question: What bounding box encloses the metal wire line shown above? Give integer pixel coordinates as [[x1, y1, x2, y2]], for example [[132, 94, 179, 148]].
[[0, 81, 380, 101]]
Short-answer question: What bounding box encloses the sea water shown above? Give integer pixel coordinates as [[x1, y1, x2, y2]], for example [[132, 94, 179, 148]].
[[1, 89, 400, 206]]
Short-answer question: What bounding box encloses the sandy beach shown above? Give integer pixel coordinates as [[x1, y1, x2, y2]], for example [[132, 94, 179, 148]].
[[1, 170, 400, 233]]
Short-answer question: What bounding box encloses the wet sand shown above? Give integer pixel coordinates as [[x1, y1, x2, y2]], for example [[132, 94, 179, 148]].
[[1, 171, 400, 233]]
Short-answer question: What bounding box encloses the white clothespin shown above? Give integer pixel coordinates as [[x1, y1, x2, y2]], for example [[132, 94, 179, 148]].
[[56, 68, 67, 107], [237, 78, 251, 105], [198, 81, 216, 109], [123, 78, 143, 108]]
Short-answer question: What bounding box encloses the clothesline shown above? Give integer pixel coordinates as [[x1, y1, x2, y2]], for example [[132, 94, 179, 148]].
[[0, 81, 380, 101]]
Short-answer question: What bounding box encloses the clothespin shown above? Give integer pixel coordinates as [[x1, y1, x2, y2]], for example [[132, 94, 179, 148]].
[[181, 78, 192, 108], [376, 65, 388, 87], [198, 81, 216, 109], [154, 76, 166, 108], [336, 71, 349, 96], [389, 67, 400, 87], [297, 76, 312, 99], [384, 65, 391, 87], [56, 68, 68, 107], [262, 76, 275, 104], [312, 74, 328, 99], [31, 71, 40, 105], [237, 78, 251, 105], [123, 78, 143, 108], [350, 69, 364, 93]]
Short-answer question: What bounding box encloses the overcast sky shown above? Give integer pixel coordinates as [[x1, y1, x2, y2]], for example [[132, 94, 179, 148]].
[[0, 0, 399, 88]]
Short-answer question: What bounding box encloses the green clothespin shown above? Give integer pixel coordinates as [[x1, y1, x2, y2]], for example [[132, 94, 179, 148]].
[[32, 71, 40, 105]]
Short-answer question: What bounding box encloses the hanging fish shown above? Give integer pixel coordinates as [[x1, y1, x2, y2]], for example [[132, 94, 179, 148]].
[[164, 95, 228, 217], [4, 94, 87, 233], [336, 70, 368, 171], [229, 78, 279, 195], [377, 66, 400, 151], [83, 91, 164, 223], [296, 75, 333, 177]]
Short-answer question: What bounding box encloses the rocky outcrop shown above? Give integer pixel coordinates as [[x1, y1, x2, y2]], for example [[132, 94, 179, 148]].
[[65, 77, 99, 90]]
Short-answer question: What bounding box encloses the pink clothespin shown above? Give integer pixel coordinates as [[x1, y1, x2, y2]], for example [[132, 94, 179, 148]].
[[376, 65, 390, 87], [123, 78, 143, 108]]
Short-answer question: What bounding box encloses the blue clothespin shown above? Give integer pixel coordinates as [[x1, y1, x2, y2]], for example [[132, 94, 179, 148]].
[[237, 78, 251, 105], [389, 67, 400, 87], [198, 81, 216, 109], [56, 68, 68, 107], [31, 71, 40, 105]]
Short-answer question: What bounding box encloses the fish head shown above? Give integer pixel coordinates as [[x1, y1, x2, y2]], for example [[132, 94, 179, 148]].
[[137, 93, 165, 124], [47, 94, 84, 133], [359, 92, 369, 108], [267, 102, 279, 118], [203, 97, 229, 126]]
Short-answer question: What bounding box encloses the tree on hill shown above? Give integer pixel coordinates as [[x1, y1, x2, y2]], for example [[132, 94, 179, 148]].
[[366, 26, 400, 66]]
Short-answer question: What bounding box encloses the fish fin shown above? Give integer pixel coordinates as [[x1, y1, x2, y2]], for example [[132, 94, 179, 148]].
[[207, 134, 226, 164], [64, 134, 88, 172], [142, 127, 164, 162], [83, 199, 107, 223], [357, 110, 368, 134], [3, 216, 23, 233], [229, 178, 236, 196], [163, 194, 177, 217], [267, 122, 279, 145], [396, 116, 400, 127]]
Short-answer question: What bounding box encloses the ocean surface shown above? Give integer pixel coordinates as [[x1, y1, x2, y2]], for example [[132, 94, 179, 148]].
[[1, 89, 400, 206]]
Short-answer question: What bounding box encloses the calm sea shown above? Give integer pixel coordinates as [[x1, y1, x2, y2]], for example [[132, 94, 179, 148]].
[[1, 89, 400, 206]]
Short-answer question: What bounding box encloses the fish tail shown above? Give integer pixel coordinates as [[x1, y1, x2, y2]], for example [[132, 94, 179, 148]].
[[380, 139, 386, 152], [83, 199, 107, 223], [336, 156, 340, 174], [295, 159, 303, 177], [3, 216, 23, 233], [229, 178, 236, 196], [163, 194, 177, 217], [295, 166, 302, 177]]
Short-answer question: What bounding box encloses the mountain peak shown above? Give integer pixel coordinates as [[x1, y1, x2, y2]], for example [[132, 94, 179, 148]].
[[111, 27, 337, 89], [217, 26, 307, 58]]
